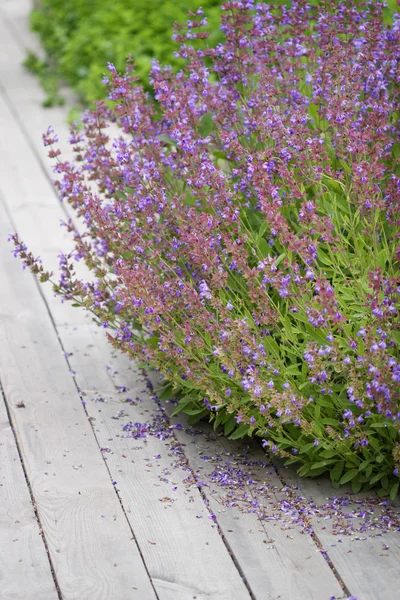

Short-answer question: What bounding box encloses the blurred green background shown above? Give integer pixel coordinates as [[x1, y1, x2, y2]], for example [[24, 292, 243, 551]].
[[25, 0, 223, 107], [26, 0, 398, 108]]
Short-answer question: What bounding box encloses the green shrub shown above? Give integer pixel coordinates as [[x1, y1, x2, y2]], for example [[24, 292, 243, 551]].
[[15, 1, 400, 496], [26, 0, 222, 106]]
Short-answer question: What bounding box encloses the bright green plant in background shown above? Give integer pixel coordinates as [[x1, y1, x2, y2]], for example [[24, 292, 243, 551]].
[[24, 0, 223, 106], [25, 0, 398, 107]]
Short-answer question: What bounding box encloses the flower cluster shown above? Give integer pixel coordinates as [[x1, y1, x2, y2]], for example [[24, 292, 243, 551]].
[[13, 1, 400, 496]]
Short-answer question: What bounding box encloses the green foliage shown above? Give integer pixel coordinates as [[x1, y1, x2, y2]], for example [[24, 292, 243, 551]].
[[23, 50, 64, 107], [27, 0, 222, 106], [16, 0, 400, 497]]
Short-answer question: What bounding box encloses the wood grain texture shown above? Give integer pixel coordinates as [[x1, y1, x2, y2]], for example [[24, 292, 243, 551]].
[[2, 3, 399, 599], [58, 324, 252, 600], [164, 422, 346, 600], [87, 331, 400, 600], [62, 324, 346, 600], [0, 201, 157, 600], [0, 0, 76, 171], [275, 464, 400, 600], [0, 396, 58, 600], [0, 85, 90, 327]]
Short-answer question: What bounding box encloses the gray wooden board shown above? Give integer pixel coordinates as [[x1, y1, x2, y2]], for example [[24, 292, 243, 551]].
[[0, 393, 59, 600], [61, 324, 346, 600], [159, 401, 348, 600], [0, 0, 121, 207], [164, 419, 347, 600], [0, 0, 77, 171], [0, 73, 91, 326], [2, 2, 399, 597], [58, 323, 252, 600], [274, 463, 400, 600], [82, 331, 400, 600], [0, 201, 157, 600]]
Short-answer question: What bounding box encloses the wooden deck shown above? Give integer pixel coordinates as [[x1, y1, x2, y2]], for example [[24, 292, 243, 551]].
[[0, 1, 399, 599]]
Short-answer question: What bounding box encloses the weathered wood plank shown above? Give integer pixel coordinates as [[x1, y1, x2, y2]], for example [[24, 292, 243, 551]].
[[0, 201, 157, 600], [83, 328, 400, 600], [0, 0, 76, 171], [61, 323, 346, 600], [165, 420, 347, 600], [274, 464, 400, 600], [0, 391, 59, 600], [58, 324, 253, 600], [3, 3, 399, 598], [0, 81, 91, 326]]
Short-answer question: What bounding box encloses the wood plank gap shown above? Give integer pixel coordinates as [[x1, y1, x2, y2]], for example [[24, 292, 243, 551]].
[[143, 373, 259, 600], [0, 80, 70, 227], [55, 349, 163, 600], [60, 325, 254, 599], [0, 381, 63, 600], [59, 322, 257, 598], [269, 458, 400, 600], [69, 324, 345, 599], [0, 198, 160, 600], [0, 4, 80, 230], [0, 194, 159, 600], [260, 443, 352, 598]]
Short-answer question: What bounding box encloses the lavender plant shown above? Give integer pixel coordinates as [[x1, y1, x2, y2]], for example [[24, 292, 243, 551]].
[[13, 1, 400, 497]]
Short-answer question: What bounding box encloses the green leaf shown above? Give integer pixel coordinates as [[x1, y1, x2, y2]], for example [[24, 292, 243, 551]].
[[257, 238, 271, 258], [157, 135, 177, 146], [317, 249, 332, 267], [330, 461, 344, 482], [321, 418, 340, 426], [351, 478, 363, 494], [381, 476, 389, 490], [297, 464, 311, 477], [224, 415, 236, 436], [311, 459, 336, 470], [299, 442, 316, 454], [309, 466, 330, 477], [184, 407, 208, 416], [262, 335, 280, 359], [157, 387, 175, 402], [116, 191, 127, 202], [213, 150, 227, 159], [308, 102, 319, 120], [198, 112, 214, 137], [390, 482, 399, 501], [339, 469, 358, 485], [320, 449, 337, 459], [284, 457, 300, 466], [146, 336, 159, 349], [187, 409, 209, 425], [282, 316, 296, 343], [368, 437, 381, 450], [377, 248, 388, 269], [229, 423, 250, 440], [392, 330, 400, 346], [258, 221, 268, 239], [369, 472, 385, 485], [358, 460, 370, 472], [170, 396, 196, 416]]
